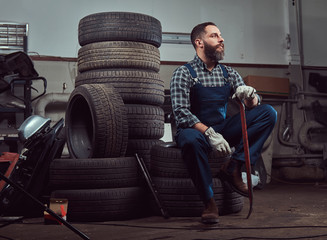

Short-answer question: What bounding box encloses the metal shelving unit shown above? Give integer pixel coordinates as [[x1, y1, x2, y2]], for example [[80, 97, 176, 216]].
[[0, 22, 28, 54], [0, 23, 47, 152]]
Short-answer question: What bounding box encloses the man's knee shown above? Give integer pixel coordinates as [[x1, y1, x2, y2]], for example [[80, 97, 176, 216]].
[[258, 104, 277, 125], [176, 128, 208, 149]]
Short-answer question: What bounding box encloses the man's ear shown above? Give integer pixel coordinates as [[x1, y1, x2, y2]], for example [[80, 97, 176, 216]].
[[195, 39, 203, 48]]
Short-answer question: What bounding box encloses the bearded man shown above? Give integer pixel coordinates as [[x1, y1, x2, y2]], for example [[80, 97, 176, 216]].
[[170, 22, 277, 224]]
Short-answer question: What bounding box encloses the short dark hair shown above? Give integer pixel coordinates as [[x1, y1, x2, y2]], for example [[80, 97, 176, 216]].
[[190, 22, 217, 49]]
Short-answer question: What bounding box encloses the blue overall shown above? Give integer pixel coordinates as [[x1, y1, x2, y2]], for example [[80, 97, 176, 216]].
[[175, 64, 277, 202]]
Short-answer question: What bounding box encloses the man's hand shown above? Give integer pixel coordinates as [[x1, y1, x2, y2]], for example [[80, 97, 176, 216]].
[[204, 127, 231, 156], [232, 86, 256, 101]]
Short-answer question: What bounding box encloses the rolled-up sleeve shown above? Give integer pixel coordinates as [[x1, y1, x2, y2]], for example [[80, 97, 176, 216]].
[[170, 66, 200, 128]]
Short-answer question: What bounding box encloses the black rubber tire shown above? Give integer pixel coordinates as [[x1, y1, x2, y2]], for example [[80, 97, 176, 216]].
[[75, 69, 164, 106], [152, 177, 244, 217], [78, 41, 160, 73], [49, 157, 138, 189], [78, 12, 162, 47], [126, 139, 163, 170], [65, 84, 128, 159], [150, 142, 229, 178], [126, 104, 164, 139], [51, 187, 146, 222]]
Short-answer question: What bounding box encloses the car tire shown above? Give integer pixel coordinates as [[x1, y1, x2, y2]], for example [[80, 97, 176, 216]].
[[51, 187, 146, 221], [49, 157, 138, 189], [65, 84, 128, 158], [78, 12, 162, 47], [126, 139, 163, 170], [78, 41, 160, 73], [152, 177, 244, 217], [126, 104, 164, 139], [75, 69, 164, 106], [150, 142, 229, 178]]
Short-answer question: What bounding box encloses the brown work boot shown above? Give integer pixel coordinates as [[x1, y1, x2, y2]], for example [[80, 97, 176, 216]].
[[219, 158, 249, 197], [201, 197, 219, 224]]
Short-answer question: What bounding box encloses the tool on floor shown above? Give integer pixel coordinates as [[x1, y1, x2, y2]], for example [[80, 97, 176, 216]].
[[0, 172, 90, 240], [135, 153, 170, 219], [238, 100, 253, 219]]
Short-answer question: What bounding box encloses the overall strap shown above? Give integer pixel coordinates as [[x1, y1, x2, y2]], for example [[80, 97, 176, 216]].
[[184, 63, 199, 83], [185, 63, 228, 82], [219, 64, 228, 78]]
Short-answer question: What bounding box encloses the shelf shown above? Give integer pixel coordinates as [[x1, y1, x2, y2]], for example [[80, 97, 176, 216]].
[[0, 128, 19, 141], [0, 107, 24, 113]]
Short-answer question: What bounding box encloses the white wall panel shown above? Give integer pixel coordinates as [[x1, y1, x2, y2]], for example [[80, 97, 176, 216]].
[[301, 0, 327, 66], [1, 0, 320, 65]]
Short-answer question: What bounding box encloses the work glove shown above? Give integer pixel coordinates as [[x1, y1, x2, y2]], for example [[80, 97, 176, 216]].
[[232, 86, 256, 101], [204, 127, 231, 156]]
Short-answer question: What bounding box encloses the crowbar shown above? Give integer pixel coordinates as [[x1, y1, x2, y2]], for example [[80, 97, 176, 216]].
[[238, 99, 253, 219], [135, 153, 170, 219]]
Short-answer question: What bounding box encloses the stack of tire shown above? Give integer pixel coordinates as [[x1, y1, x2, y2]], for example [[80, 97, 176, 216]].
[[149, 142, 244, 217], [48, 12, 164, 222]]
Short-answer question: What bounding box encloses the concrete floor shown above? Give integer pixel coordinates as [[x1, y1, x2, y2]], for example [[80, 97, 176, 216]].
[[1, 182, 327, 240]]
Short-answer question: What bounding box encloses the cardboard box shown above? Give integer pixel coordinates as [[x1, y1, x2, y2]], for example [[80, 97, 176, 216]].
[[243, 75, 289, 97], [44, 198, 68, 225]]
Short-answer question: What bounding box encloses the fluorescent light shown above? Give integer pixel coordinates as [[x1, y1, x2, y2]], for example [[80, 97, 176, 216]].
[[162, 32, 191, 44]]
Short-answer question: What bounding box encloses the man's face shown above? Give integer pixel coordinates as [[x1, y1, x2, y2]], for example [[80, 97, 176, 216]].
[[202, 25, 225, 62]]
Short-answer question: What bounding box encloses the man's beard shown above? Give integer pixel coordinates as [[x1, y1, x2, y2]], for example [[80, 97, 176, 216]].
[[203, 41, 225, 62]]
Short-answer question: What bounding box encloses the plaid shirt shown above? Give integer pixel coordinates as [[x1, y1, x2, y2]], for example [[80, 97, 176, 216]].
[[170, 55, 245, 128]]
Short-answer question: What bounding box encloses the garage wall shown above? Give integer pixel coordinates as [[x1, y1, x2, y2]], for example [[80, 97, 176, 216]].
[[1, 0, 288, 64], [1, 0, 326, 66]]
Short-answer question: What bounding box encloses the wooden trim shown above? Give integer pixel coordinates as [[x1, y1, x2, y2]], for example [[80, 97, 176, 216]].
[[29, 56, 327, 70], [160, 61, 289, 68], [302, 65, 327, 71], [224, 63, 289, 69], [30, 55, 77, 62], [160, 61, 187, 65]]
